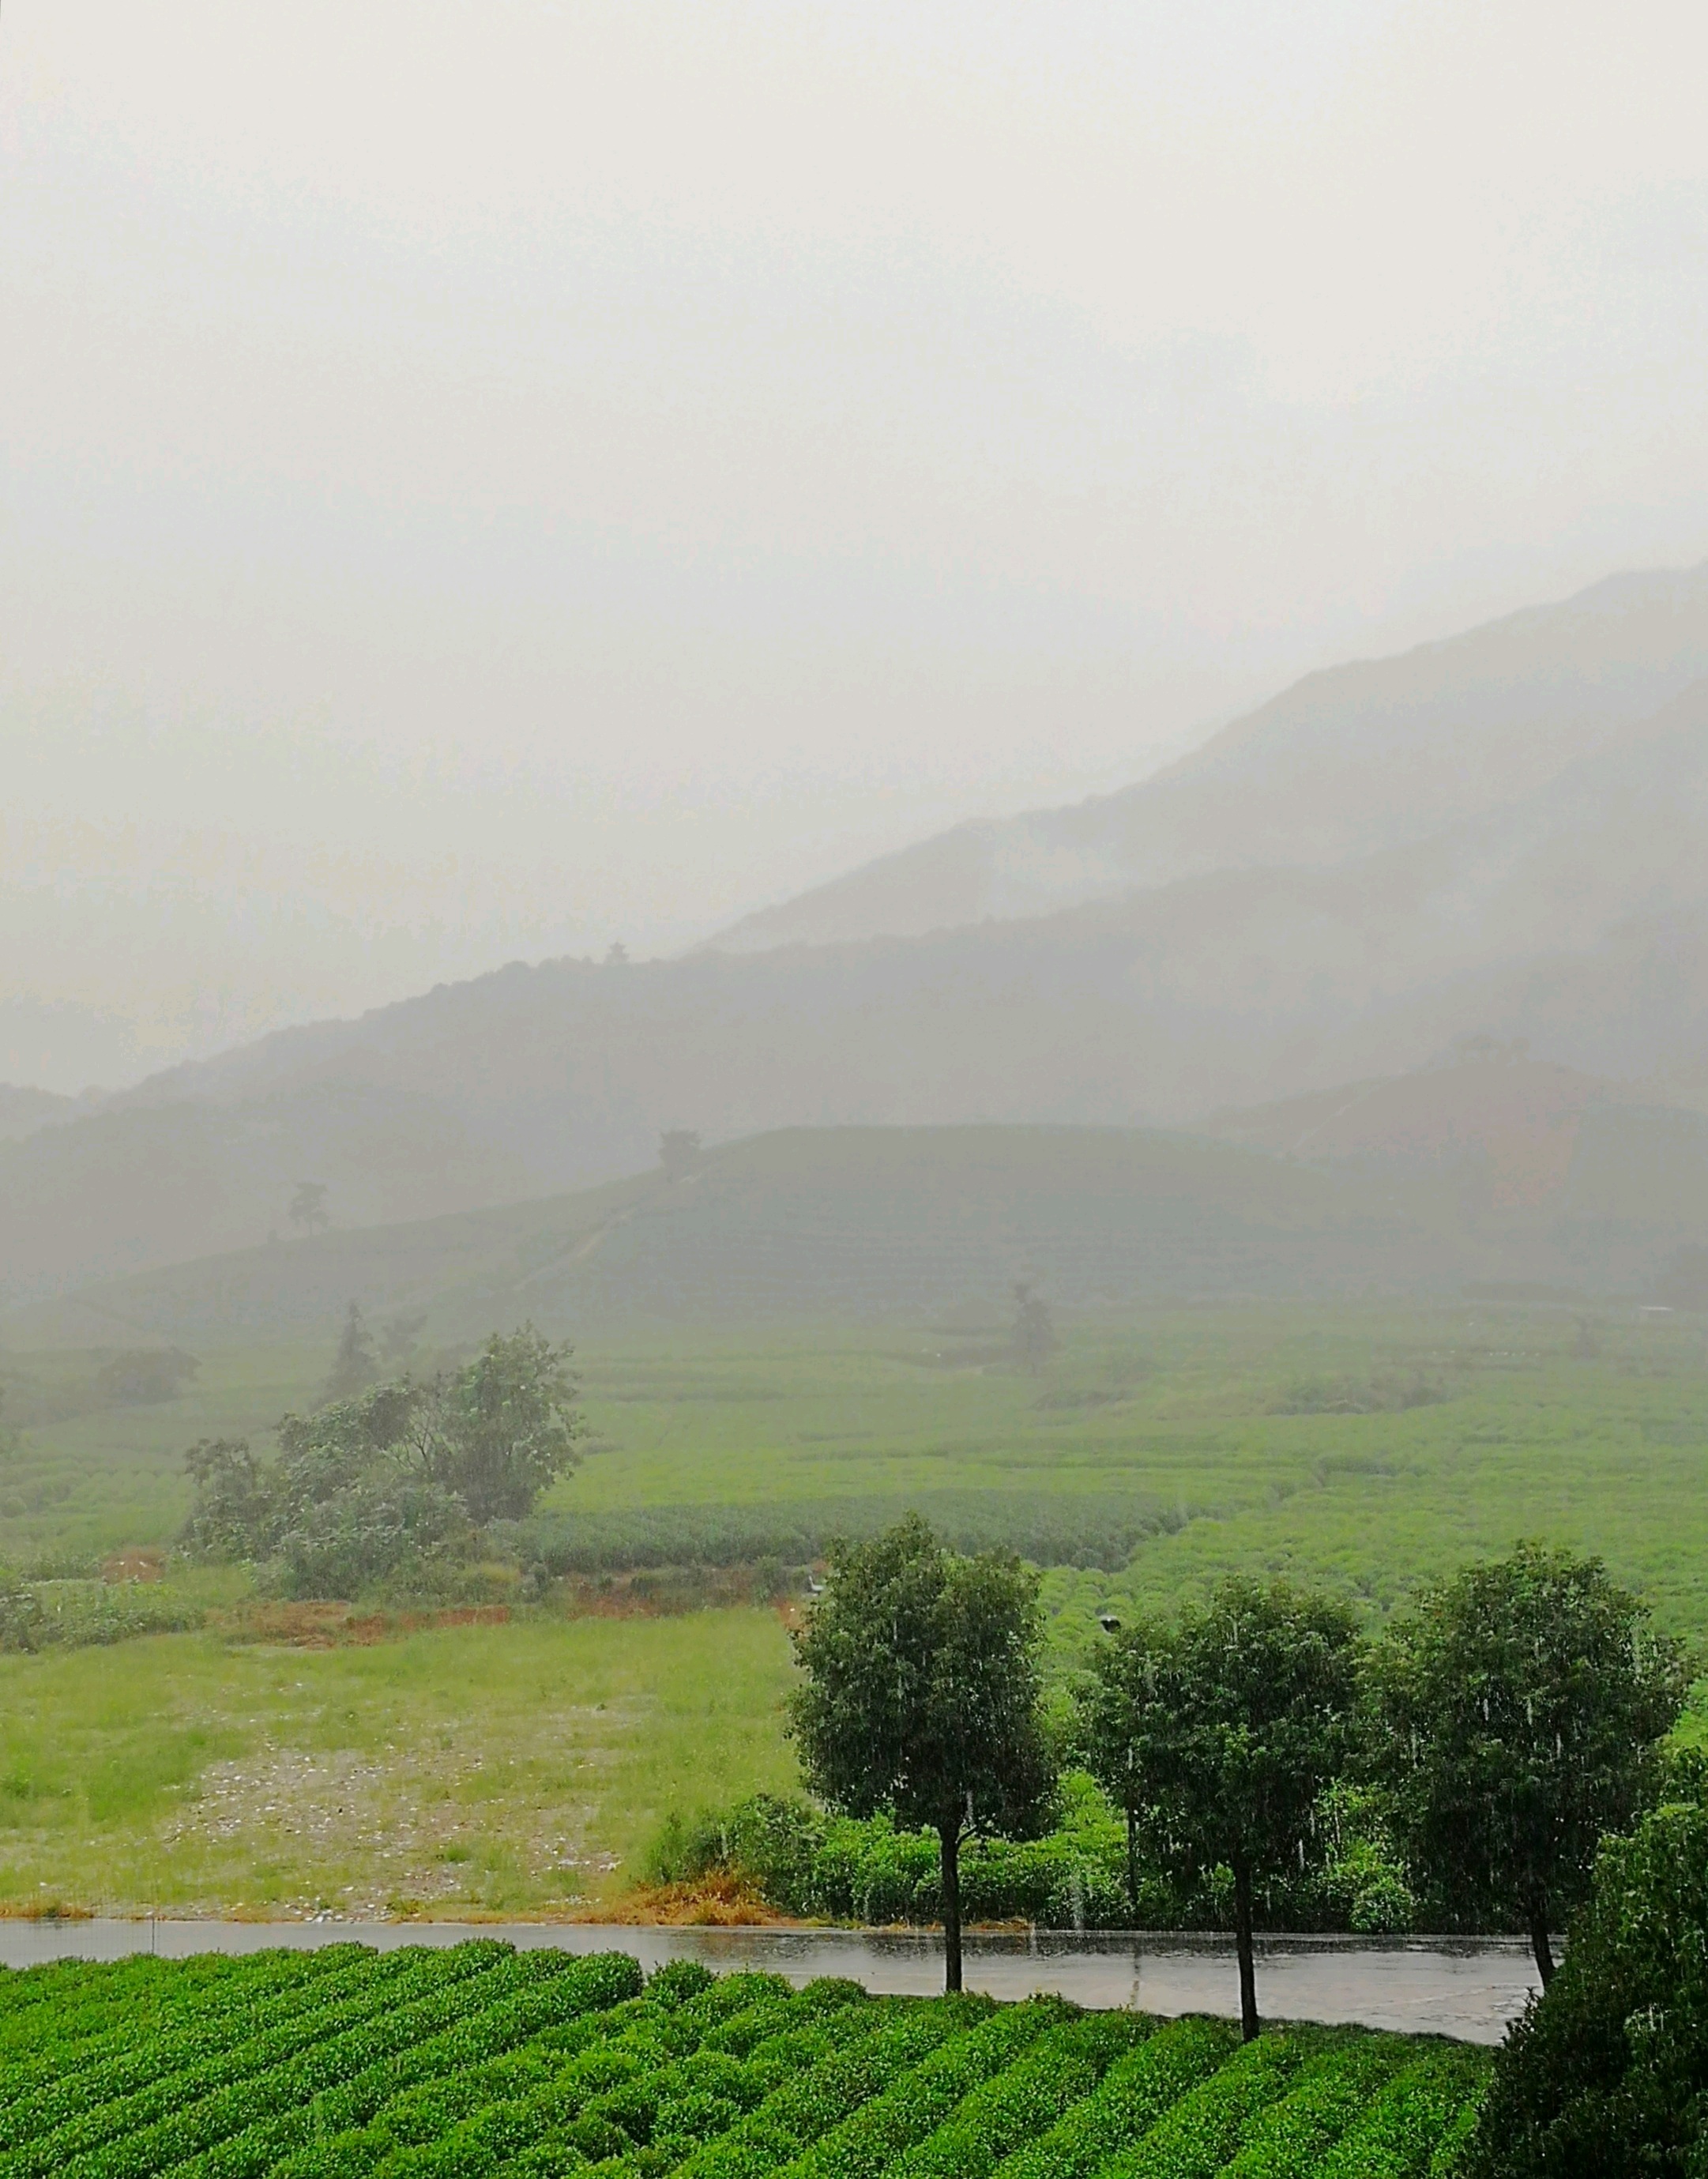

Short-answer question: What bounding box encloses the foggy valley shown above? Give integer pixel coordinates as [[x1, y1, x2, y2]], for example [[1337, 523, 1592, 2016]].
[[4, 7, 1708, 2159]]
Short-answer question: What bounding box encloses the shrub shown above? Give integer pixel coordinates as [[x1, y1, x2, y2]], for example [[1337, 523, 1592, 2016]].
[[1462, 1789, 1708, 2177]]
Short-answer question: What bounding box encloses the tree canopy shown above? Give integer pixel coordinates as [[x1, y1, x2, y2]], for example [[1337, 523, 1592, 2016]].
[[788, 1513, 1054, 1989], [1465, 1759, 1708, 2178], [1369, 1541, 1687, 1983], [1079, 1573, 1364, 2038], [181, 1323, 583, 1598]]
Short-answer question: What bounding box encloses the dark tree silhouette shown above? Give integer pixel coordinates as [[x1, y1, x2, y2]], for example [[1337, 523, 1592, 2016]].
[[288, 1180, 329, 1236], [659, 1130, 704, 1183]]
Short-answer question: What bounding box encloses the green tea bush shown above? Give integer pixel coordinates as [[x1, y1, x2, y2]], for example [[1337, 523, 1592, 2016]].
[[1097, 2029, 1319, 2178], [790, 2003, 1064, 2179], [1312, 2046, 1492, 2178], [1461, 1787, 1708, 2178], [0, 1948, 1492, 2179], [1217, 2031, 1412, 2175]]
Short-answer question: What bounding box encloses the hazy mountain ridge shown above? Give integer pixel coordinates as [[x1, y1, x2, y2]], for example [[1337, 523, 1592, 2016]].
[[7, 563, 1708, 1307], [0, 1083, 84, 1143], [712, 561, 1708, 952]]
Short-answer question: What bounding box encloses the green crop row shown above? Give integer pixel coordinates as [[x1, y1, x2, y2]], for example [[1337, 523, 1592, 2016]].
[[2, 1948, 445, 2141], [0, 1948, 1492, 2179], [990, 2016, 1236, 2179], [170, 1954, 649, 2179], [1093, 2028, 1322, 2179], [789, 2000, 1068, 2179], [1, 1945, 507, 2175], [0, 1954, 338, 2088], [882, 2011, 1153, 2179], [1311, 2045, 1492, 2179]]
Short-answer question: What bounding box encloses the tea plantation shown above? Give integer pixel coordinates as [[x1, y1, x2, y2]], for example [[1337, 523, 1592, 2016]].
[[0, 1943, 1490, 2179]]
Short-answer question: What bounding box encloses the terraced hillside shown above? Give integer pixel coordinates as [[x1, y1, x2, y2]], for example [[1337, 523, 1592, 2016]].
[[0, 1946, 1490, 2178], [0, 1124, 1494, 1351]]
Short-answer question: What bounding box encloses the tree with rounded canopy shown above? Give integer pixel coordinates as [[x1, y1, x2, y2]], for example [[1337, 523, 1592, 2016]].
[[788, 1513, 1055, 1993], [416, 1324, 585, 1524], [1369, 1541, 1687, 1987], [1079, 1573, 1364, 2039]]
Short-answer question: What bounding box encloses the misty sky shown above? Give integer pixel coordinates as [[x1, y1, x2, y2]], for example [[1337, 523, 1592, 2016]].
[[5, 0, 1707, 1092]]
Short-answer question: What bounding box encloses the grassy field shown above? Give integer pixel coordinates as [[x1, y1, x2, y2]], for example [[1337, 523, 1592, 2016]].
[[0, 1613, 796, 1917], [0, 1948, 1492, 2175], [2, 1299, 1705, 1916], [8, 1303, 1708, 1647]]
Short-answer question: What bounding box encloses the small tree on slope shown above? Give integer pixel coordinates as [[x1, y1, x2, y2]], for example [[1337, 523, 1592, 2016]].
[[788, 1513, 1055, 1993]]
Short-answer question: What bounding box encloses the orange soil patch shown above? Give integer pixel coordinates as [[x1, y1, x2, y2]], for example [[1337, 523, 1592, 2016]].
[[212, 1601, 512, 1648], [102, 1548, 167, 1583]]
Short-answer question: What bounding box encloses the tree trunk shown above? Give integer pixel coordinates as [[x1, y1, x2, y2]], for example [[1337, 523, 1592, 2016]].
[[1528, 1897, 1556, 1988], [939, 1823, 964, 1994], [1232, 1859, 1259, 2042], [1126, 1805, 1139, 1925]]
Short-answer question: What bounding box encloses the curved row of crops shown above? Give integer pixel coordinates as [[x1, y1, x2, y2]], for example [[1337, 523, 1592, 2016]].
[[0, 1945, 1490, 2179]]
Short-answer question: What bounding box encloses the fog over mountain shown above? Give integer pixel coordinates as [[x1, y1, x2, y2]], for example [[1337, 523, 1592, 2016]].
[[6, 561, 1708, 1310], [713, 562, 1708, 949]]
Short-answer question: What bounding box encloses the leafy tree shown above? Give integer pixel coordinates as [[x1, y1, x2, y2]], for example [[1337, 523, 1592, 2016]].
[[416, 1326, 584, 1523], [288, 1180, 329, 1236], [659, 1130, 703, 1183], [275, 1471, 474, 1603], [1370, 1543, 1687, 1985], [1464, 1761, 1708, 2178], [95, 1348, 200, 1406], [1080, 1575, 1363, 2038], [321, 1301, 379, 1406], [788, 1513, 1055, 1992], [179, 1329, 581, 1592], [1010, 1281, 1058, 1372], [179, 1437, 269, 1560]]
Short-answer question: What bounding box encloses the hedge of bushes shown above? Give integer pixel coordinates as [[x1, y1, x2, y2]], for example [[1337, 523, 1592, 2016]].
[[649, 1775, 1416, 1936]]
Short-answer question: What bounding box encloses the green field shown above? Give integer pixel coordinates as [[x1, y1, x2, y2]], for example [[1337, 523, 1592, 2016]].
[[8, 1302, 1708, 1644], [0, 1945, 1492, 2176], [0, 1613, 796, 1918], [2, 1300, 1704, 1917]]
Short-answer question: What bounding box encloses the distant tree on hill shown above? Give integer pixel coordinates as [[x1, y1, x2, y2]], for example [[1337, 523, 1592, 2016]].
[[288, 1180, 329, 1236], [659, 1130, 703, 1183], [788, 1514, 1054, 1993], [321, 1302, 379, 1406], [1010, 1281, 1058, 1372], [378, 1312, 427, 1369], [1081, 1575, 1364, 2039], [1371, 1542, 1687, 1986], [95, 1349, 200, 1406]]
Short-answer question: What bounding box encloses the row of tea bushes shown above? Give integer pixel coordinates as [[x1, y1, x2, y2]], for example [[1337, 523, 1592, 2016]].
[[0, 1946, 1492, 2178]]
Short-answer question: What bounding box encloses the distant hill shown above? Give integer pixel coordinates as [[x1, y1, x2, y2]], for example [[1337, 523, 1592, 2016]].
[[1, 1125, 1472, 1349], [9, 565, 1708, 1307], [10, 1114, 1708, 1356], [0, 1084, 80, 1144], [713, 560, 1708, 950], [1205, 1056, 1633, 1207]]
